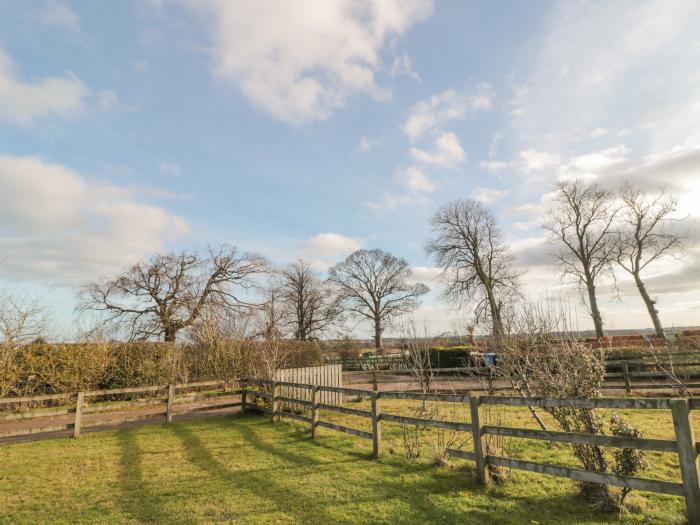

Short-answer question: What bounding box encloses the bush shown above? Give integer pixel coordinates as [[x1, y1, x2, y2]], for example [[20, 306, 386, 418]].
[[0, 339, 324, 397], [427, 346, 471, 369]]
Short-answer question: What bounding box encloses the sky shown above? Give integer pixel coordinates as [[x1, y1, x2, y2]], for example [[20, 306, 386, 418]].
[[0, 0, 699, 339]]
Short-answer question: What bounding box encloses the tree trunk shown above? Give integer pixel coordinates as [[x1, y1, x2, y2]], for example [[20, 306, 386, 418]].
[[163, 326, 177, 343], [486, 288, 504, 340], [374, 317, 383, 353], [585, 278, 604, 339], [633, 272, 665, 340]]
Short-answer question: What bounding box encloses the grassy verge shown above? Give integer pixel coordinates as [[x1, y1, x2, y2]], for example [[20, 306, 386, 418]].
[[0, 408, 685, 524]]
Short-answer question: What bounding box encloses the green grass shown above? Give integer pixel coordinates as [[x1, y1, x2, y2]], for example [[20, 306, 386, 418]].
[[0, 408, 686, 524]]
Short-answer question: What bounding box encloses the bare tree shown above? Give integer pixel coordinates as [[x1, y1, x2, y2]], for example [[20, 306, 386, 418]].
[[328, 249, 428, 352], [426, 199, 521, 339], [615, 183, 686, 339], [0, 294, 49, 347], [80, 245, 267, 342], [279, 260, 341, 340], [544, 179, 618, 338]]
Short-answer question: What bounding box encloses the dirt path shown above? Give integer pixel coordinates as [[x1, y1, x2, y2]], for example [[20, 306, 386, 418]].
[[0, 395, 242, 445]]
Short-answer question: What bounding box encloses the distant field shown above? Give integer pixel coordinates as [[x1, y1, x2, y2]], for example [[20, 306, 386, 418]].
[[0, 409, 686, 524]]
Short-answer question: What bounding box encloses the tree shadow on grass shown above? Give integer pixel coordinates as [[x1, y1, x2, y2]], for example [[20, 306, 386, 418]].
[[116, 429, 198, 525], [171, 419, 350, 523]]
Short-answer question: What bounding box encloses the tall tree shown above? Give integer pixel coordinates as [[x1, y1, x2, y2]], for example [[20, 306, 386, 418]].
[[279, 260, 341, 340], [426, 198, 520, 339], [544, 179, 618, 338], [615, 183, 686, 339], [328, 249, 428, 351], [80, 245, 266, 342]]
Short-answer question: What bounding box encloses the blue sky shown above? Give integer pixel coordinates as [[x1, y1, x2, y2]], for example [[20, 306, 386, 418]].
[[1, 0, 699, 338]]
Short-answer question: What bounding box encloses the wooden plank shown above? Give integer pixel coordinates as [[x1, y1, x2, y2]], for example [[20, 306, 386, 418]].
[[317, 403, 372, 418], [470, 397, 486, 484], [0, 424, 72, 438], [318, 385, 374, 397], [73, 392, 84, 438], [83, 399, 166, 414], [671, 398, 700, 522], [486, 455, 685, 497], [371, 391, 381, 457], [0, 393, 72, 405], [85, 385, 164, 397], [0, 408, 74, 421], [446, 447, 477, 461], [81, 412, 165, 428], [278, 410, 312, 424], [482, 425, 677, 452], [481, 396, 672, 410], [276, 396, 312, 408], [379, 391, 471, 402], [174, 380, 222, 389], [174, 402, 241, 415], [380, 413, 471, 432], [311, 385, 319, 438], [315, 420, 373, 440], [166, 385, 174, 424]]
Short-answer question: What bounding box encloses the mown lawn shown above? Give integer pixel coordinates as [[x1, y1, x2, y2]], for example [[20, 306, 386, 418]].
[[0, 409, 686, 524]]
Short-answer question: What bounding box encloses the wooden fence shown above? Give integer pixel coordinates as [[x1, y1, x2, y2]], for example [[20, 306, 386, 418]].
[[341, 350, 700, 395], [0, 380, 241, 440], [242, 379, 700, 523], [276, 364, 343, 405]]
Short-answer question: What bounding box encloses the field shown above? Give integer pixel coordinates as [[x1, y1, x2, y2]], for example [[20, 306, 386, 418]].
[[0, 403, 688, 524]]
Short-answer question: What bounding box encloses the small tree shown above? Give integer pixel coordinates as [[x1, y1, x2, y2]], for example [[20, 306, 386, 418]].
[[328, 249, 428, 352], [545, 179, 618, 338], [279, 260, 341, 340], [615, 183, 686, 339], [80, 245, 267, 342], [426, 198, 521, 339]]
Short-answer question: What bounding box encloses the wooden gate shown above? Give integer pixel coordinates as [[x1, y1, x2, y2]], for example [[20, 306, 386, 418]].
[[276, 364, 343, 405]]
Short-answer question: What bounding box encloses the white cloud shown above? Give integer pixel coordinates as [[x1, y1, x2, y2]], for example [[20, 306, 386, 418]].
[[96, 90, 118, 111], [402, 84, 493, 142], [480, 160, 509, 173], [410, 132, 465, 168], [409, 266, 443, 285], [298, 233, 363, 259], [472, 187, 507, 204], [394, 166, 437, 193], [518, 149, 560, 173], [36, 0, 80, 32], [388, 53, 421, 81], [0, 49, 89, 126], [0, 154, 189, 283], [356, 136, 383, 155], [366, 192, 430, 212], [589, 127, 610, 139], [180, 0, 433, 124], [509, 1, 700, 151]]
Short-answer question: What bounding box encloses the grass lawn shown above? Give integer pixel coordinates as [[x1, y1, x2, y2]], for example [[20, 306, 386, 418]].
[[0, 408, 687, 524]]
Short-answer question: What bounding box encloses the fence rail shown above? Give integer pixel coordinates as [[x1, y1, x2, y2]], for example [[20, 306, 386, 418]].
[[0, 380, 241, 440], [242, 378, 700, 523]]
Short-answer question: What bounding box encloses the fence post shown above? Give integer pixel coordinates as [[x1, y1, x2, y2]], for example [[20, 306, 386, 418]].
[[72, 392, 84, 438], [671, 398, 700, 523], [470, 396, 486, 484], [487, 368, 494, 395], [622, 363, 632, 395], [166, 384, 175, 424], [241, 380, 247, 414], [271, 381, 278, 423], [311, 384, 319, 438], [372, 370, 378, 391], [371, 391, 382, 458]]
